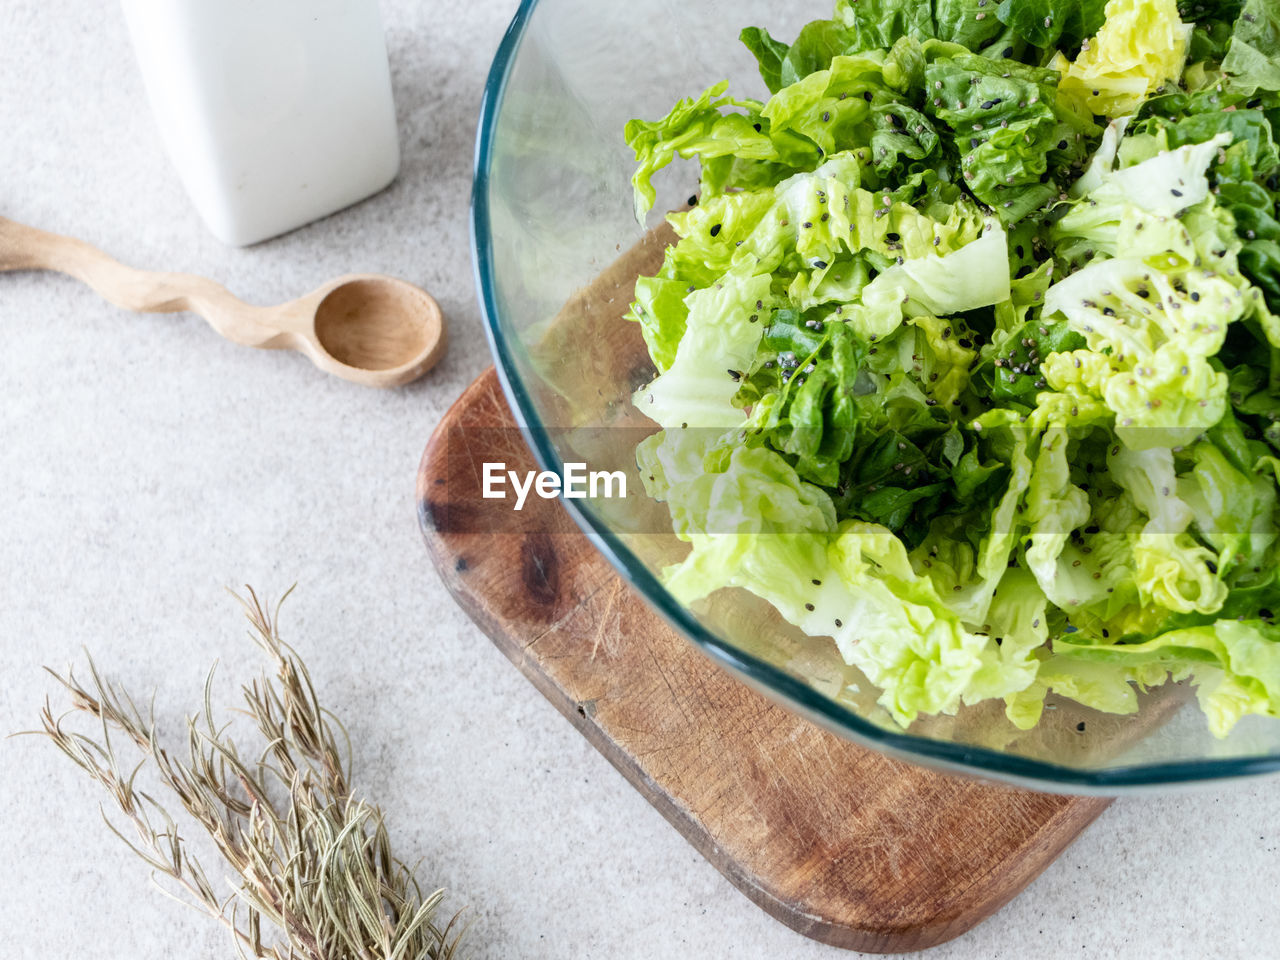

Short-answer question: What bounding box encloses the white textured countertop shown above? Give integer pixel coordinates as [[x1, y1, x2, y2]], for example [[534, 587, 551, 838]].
[[2, 3, 1277, 958]]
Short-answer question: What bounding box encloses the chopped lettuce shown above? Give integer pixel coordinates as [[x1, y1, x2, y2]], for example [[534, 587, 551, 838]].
[[623, 0, 1280, 738], [1222, 0, 1280, 94], [1054, 0, 1191, 118], [1058, 619, 1280, 735], [924, 54, 1094, 223], [996, 0, 1108, 51]]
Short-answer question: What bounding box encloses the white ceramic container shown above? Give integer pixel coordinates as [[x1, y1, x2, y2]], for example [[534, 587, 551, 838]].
[[120, 0, 401, 246]]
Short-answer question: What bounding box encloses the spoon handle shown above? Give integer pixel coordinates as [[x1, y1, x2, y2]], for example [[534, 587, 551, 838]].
[[0, 216, 289, 349]]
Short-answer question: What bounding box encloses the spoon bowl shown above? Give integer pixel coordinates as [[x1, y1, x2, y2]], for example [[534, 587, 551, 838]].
[[305, 275, 446, 387]]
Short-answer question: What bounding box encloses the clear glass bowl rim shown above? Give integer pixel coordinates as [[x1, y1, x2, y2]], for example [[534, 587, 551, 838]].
[[469, 0, 1280, 793]]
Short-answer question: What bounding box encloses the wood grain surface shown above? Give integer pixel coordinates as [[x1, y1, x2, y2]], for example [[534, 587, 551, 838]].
[[416, 369, 1113, 953]]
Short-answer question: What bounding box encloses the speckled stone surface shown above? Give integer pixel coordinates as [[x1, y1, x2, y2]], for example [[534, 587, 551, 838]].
[[1, 3, 1277, 958]]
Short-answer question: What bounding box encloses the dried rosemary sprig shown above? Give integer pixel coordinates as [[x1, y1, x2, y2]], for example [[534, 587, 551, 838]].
[[35, 587, 464, 960]]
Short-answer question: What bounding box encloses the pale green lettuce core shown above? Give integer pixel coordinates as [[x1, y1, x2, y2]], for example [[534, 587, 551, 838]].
[[623, 0, 1280, 737], [1053, 0, 1190, 118]]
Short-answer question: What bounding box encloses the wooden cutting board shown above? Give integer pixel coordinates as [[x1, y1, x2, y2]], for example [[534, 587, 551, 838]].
[[416, 369, 1113, 953]]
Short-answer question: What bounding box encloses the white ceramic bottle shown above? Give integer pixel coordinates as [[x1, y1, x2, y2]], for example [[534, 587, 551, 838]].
[[120, 0, 401, 246]]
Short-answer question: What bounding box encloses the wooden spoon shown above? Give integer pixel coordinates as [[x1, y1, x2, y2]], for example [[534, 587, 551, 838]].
[[0, 216, 447, 388]]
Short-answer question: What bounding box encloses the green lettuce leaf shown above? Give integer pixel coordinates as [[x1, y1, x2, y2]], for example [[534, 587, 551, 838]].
[[1180, 438, 1279, 572], [995, 0, 1108, 50], [626, 276, 690, 374], [976, 320, 1087, 404], [625, 82, 817, 222], [1006, 655, 1147, 728], [758, 45, 942, 174], [932, 0, 1012, 50], [1046, 130, 1265, 450], [834, 0, 937, 51], [923, 54, 1092, 223], [1041, 253, 1239, 450], [1181, 0, 1245, 62], [1058, 619, 1280, 735], [739, 26, 792, 95], [852, 221, 1012, 334], [634, 270, 774, 430], [735, 310, 869, 487], [1223, 0, 1280, 94]]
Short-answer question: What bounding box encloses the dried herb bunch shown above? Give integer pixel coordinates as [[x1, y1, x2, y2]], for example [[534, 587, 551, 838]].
[[36, 587, 463, 960]]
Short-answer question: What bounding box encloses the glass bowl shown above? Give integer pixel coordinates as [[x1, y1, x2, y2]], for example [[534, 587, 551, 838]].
[[471, 0, 1280, 792]]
